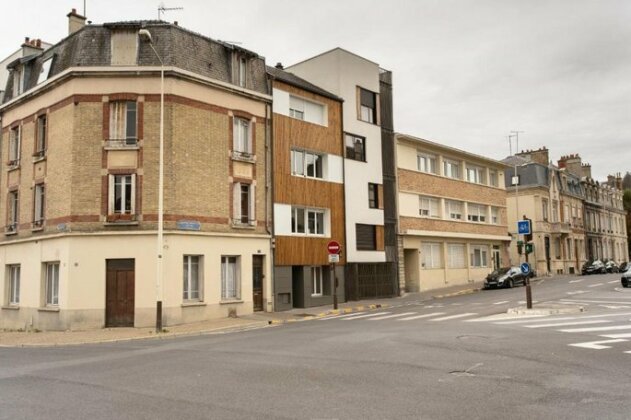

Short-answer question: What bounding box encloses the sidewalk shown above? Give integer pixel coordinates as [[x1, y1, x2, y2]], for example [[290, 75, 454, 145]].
[[0, 281, 486, 347]]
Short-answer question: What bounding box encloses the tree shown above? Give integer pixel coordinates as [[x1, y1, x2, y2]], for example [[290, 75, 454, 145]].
[[623, 172, 631, 190]]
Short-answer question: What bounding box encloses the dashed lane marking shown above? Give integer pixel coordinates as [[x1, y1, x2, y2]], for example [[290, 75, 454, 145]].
[[559, 324, 631, 333], [568, 339, 628, 350], [569, 279, 584, 284], [608, 280, 619, 284], [318, 312, 366, 321], [430, 313, 477, 322], [524, 320, 611, 328], [342, 312, 391, 321], [493, 301, 510, 305], [397, 312, 446, 321], [587, 283, 604, 288], [567, 290, 589, 295], [368, 312, 416, 321]]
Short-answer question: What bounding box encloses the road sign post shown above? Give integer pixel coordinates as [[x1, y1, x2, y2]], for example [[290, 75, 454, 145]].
[[327, 241, 341, 310], [520, 262, 533, 309]]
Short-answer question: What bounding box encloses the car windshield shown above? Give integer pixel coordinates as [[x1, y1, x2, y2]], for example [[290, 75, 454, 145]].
[[491, 267, 511, 275]]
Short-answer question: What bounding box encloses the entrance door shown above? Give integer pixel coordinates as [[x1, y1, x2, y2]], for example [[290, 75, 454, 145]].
[[106, 259, 135, 327], [252, 255, 264, 312], [492, 246, 501, 270], [544, 237, 551, 273]]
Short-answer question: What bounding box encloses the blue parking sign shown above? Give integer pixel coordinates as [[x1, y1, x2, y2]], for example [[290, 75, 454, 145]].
[[517, 220, 531, 235]]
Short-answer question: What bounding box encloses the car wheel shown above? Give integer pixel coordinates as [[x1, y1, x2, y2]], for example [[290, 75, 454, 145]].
[[506, 279, 514, 288]]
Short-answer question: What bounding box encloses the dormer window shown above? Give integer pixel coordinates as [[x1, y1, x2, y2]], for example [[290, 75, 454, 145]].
[[12, 67, 24, 96], [37, 57, 53, 84], [238, 56, 247, 88]]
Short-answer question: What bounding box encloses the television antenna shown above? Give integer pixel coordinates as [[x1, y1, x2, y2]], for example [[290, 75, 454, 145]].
[[158, 2, 183, 20]]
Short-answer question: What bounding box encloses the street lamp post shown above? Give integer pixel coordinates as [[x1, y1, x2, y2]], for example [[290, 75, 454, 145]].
[[139, 29, 164, 332]]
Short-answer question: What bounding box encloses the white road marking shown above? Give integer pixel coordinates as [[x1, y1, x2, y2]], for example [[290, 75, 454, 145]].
[[566, 290, 589, 295], [342, 312, 391, 320], [600, 333, 631, 339], [430, 313, 478, 322], [318, 312, 366, 320], [517, 300, 539, 304], [466, 314, 548, 323], [494, 312, 631, 325], [562, 299, 631, 305], [587, 283, 604, 288], [559, 324, 631, 333], [569, 279, 584, 283], [493, 301, 510, 305], [368, 312, 416, 321], [397, 312, 446, 321], [599, 305, 631, 309], [524, 320, 610, 328], [568, 339, 628, 350], [608, 280, 619, 284]]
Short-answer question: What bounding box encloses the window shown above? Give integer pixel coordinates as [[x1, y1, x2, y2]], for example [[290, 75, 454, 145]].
[[419, 196, 439, 218], [368, 184, 379, 209], [289, 95, 304, 120], [238, 56, 247, 88], [45, 262, 59, 306], [345, 134, 366, 161], [421, 243, 442, 269], [35, 115, 47, 158], [291, 149, 323, 179], [542, 199, 549, 222], [311, 266, 323, 297], [552, 200, 559, 223], [447, 244, 466, 268], [37, 58, 53, 85], [470, 245, 489, 267], [233, 183, 255, 226], [221, 256, 240, 300], [359, 87, 377, 124], [233, 118, 252, 156], [12, 67, 24, 96], [109, 174, 135, 215], [445, 200, 463, 220], [109, 101, 137, 146], [491, 207, 499, 224], [8, 265, 20, 305], [183, 255, 201, 301], [292, 207, 325, 236], [417, 153, 436, 174], [466, 165, 486, 184], [289, 95, 325, 125], [33, 184, 45, 228], [307, 209, 325, 235], [291, 207, 305, 234], [443, 160, 460, 179], [356, 224, 377, 251], [489, 170, 498, 187], [7, 191, 19, 233], [467, 204, 487, 223], [8, 126, 20, 167]]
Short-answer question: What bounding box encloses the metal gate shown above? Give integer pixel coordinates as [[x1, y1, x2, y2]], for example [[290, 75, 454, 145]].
[[345, 262, 397, 301]]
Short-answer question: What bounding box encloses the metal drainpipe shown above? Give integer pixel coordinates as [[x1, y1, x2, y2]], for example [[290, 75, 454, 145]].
[[266, 80, 275, 312]]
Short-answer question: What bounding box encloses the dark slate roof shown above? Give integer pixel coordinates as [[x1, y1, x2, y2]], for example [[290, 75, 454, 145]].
[[504, 162, 549, 188], [501, 155, 530, 166], [266, 65, 342, 102]]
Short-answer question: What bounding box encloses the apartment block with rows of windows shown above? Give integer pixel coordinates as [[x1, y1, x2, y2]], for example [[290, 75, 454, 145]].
[[287, 48, 399, 301], [267, 65, 346, 309], [396, 133, 511, 292], [0, 14, 273, 330]]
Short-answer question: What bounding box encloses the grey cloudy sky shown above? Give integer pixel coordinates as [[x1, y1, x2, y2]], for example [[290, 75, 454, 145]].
[[2, 0, 630, 180]]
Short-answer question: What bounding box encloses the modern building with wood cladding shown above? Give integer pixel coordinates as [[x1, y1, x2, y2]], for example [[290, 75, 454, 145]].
[[397, 133, 511, 292], [267, 65, 345, 309], [286, 48, 399, 301], [0, 13, 273, 330]]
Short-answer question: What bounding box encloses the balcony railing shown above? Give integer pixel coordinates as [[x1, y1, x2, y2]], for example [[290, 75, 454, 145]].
[[551, 222, 572, 233], [106, 138, 138, 148]]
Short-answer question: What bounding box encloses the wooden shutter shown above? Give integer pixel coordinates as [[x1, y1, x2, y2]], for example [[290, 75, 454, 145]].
[[249, 184, 256, 225], [356, 224, 376, 251], [377, 184, 384, 210], [233, 183, 241, 222], [376, 225, 385, 251]]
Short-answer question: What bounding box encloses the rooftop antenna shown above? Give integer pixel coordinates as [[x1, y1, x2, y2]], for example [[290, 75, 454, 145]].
[[158, 2, 183, 20]]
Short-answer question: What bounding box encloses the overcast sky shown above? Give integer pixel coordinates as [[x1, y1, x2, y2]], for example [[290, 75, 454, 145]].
[[2, 0, 629, 180]]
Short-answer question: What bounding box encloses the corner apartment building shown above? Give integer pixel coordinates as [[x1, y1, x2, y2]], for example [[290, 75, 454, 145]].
[[267, 65, 346, 309], [287, 48, 399, 300], [397, 134, 511, 292], [0, 14, 273, 330]]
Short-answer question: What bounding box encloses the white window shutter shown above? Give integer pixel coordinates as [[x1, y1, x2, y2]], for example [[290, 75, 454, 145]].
[[108, 175, 114, 214], [249, 184, 256, 225], [232, 119, 238, 151], [233, 183, 241, 222], [247, 120, 253, 154], [130, 174, 136, 215]]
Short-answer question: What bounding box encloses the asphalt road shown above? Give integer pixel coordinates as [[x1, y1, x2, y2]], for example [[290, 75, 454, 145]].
[[2, 272, 631, 420]]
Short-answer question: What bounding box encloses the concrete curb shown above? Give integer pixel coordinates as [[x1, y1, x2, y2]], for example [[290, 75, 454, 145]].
[[432, 287, 482, 299], [267, 304, 388, 325]]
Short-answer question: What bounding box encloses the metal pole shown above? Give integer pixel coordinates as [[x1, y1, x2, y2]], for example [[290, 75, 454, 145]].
[[331, 263, 338, 310], [156, 55, 165, 332]]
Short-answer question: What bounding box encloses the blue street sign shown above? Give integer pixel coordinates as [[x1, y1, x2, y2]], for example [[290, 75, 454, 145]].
[[517, 220, 531, 235], [520, 262, 531, 275]]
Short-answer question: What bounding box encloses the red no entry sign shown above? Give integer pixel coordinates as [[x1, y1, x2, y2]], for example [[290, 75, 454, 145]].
[[327, 241, 341, 255]]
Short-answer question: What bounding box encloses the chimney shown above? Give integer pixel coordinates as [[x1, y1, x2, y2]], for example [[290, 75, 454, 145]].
[[581, 163, 592, 179], [21, 36, 44, 56], [67, 8, 86, 35], [516, 146, 548, 165], [275, 62, 284, 70], [557, 153, 582, 177]]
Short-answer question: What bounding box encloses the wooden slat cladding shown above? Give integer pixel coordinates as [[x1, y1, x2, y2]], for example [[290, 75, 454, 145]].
[[376, 225, 385, 251], [377, 184, 384, 210], [272, 80, 345, 266]]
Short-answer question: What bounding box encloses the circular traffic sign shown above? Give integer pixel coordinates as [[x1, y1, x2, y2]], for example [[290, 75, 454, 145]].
[[520, 262, 531, 275], [327, 241, 341, 255]]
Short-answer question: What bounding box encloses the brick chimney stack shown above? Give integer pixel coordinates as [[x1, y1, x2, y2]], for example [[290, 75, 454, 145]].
[[581, 163, 592, 179], [21, 37, 44, 56], [516, 146, 549, 165], [557, 153, 582, 177], [67, 8, 86, 35]]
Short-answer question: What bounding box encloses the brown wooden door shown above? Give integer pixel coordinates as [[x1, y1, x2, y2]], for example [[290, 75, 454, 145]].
[[106, 259, 135, 327], [252, 255, 264, 312]]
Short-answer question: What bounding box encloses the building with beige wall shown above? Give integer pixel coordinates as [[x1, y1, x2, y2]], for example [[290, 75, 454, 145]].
[[396, 133, 511, 292], [0, 16, 273, 330]]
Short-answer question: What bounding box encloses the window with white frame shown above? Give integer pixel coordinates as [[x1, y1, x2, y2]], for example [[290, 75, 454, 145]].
[[8, 126, 20, 167], [45, 262, 59, 306], [291, 149, 323, 179], [443, 159, 460, 179], [311, 266, 323, 296], [447, 244, 466, 268], [291, 207, 325, 236], [491, 207, 499, 224], [421, 243, 442, 269], [33, 184, 45, 227], [289, 95, 325, 125], [445, 200, 463, 220], [109, 101, 137, 145], [35, 115, 47, 157], [419, 196, 439, 218], [183, 255, 201, 301], [233, 117, 252, 156], [221, 256, 240, 300], [470, 245, 489, 267], [233, 183, 255, 226], [7, 190, 19, 233], [489, 170, 498, 187], [109, 174, 135, 215], [417, 153, 436, 174], [8, 264, 20, 305], [466, 165, 486, 184], [467, 203, 487, 223]]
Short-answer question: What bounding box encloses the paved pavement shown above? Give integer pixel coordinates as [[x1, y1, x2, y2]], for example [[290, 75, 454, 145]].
[[0, 280, 485, 347]]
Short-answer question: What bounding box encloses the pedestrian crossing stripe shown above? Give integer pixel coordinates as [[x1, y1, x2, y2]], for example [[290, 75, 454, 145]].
[[524, 320, 610, 328], [430, 313, 477, 322], [397, 312, 446, 321], [568, 339, 628, 350], [368, 312, 416, 321], [342, 312, 391, 320]]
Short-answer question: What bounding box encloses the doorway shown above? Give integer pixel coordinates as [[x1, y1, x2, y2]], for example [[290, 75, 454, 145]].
[[492, 246, 501, 270], [105, 259, 135, 327], [544, 237, 551, 273], [252, 255, 264, 312]]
